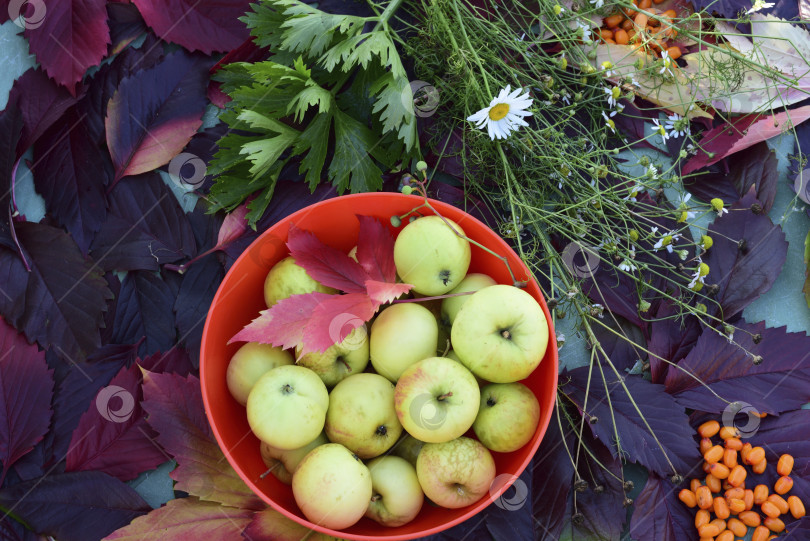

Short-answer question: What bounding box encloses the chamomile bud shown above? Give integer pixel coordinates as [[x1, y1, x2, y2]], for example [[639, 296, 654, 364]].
[[629, 229, 639, 242], [638, 299, 651, 312], [699, 263, 710, 277], [416, 160, 428, 171], [701, 235, 713, 250], [710, 198, 728, 215], [695, 303, 707, 313]]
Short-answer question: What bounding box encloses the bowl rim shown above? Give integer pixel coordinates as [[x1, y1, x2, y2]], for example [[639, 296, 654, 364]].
[[200, 192, 559, 540]]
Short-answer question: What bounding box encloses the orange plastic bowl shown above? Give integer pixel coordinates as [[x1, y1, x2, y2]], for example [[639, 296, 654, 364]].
[[200, 193, 558, 540]]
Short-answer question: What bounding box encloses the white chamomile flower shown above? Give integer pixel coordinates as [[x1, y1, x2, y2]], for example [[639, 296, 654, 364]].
[[624, 182, 644, 202], [590, 303, 605, 318], [590, 0, 605, 8], [747, 0, 774, 13], [659, 49, 674, 77], [602, 111, 616, 133], [578, 21, 593, 42], [601, 61, 615, 77], [646, 164, 659, 180], [466, 85, 533, 140], [604, 86, 620, 108], [676, 192, 696, 222], [619, 248, 637, 272], [653, 230, 682, 253], [651, 119, 670, 145], [561, 91, 571, 105], [686, 143, 697, 155], [664, 113, 690, 138]]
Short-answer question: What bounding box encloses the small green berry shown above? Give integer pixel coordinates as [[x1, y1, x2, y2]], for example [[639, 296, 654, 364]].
[[629, 229, 639, 242], [416, 160, 428, 172], [695, 303, 707, 313], [390, 216, 402, 227], [408, 216, 417, 223], [401, 185, 413, 195]]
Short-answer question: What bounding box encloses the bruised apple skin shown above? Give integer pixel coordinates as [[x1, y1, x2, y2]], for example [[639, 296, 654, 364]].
[[263, 256, 336, 308], [226, 342, 294, 405]]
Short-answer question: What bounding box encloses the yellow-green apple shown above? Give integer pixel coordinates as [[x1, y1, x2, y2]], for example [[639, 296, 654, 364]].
[[260, 431, 330, 485], [292, 443, 372, 529], [263, 256, 336, 308], [296, 325, 369, 387], [393, 216, 471, 295], [416, 437, 496, 509], [394, 356, 480, 443], [325, 373, 402, 458], [473, 382, 540, 452], [390, 433, 424, 467], [441, 273, 497, 325], [247, 365, 329, 450], [226, 343, 294, 405], [451, 285, 548, 383], [365, 456, 424, 527], [370, 303, 438, 381]]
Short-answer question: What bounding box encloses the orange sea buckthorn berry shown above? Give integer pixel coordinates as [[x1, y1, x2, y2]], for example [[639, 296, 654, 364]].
[[727, 465, 746, 487], [678, 489, 697, 507], [697, 523, 720, 537], [691, 478, 703, 493], [738, 510, 761, 527], [774, 476, 793, 495], [614, 29, 629, 44], [754, 484, 769, 505], [752, 459, 767, 474], [715, 530, 733, 541], [767, 494, 789, 515], [705, 474, 722, 493], [727, 498, 745, 514], [777, 454, 794, 476], [746, 446, 765, 465], [639, 0, 652, 8], [752, 525, 770, 541], [725, 487, 744, 500], [713, 496, 730, 519], [723, 448, 739, 468], [604, 38, 616, 43], [633, 12, 648, 28], [662, 8, 677, 17], [622, 18, 634, 30], [743, 489, 755, 510], [605, 13, 624, 28], [700, 438, 713, 455], [695, 509, 711, 528], [704, 445, 724, 464], [727, 517, 746, 536], [600, 29, 614, 40], [703, 461, 712, 473], [721, 479, 735, 491], [696, 486, 713, 509], [710, 518, 726, 532], [719, 426, 739, 440], [725, 438, 742, 451], [709, 463, 730, 480], [788, 495, 805, 519], [741, 443, 753, 463], [763, 516, 785, 533], [760, 500, 780, 518]]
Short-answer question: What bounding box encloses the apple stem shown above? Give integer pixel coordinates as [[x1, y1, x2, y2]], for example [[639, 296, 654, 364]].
[[370, 494, 382, 502], [338, 357, 351, 371], [501, 329, 512, 340], [436, 391, 453, 401]]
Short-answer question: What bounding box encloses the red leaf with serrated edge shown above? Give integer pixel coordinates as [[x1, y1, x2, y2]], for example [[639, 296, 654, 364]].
[[302, 293, 376, 355], [365, 280, 413, 306], [0, 317, 54, 479], [65, 364, 165, 481], [141, 370, 263, 510], [287, 224, 370, 293], [243, 508, 338, 541], [216, 204, 248, 248], [229, 292, 334, 350], [355, 215, 397, 282], [24, 0, 110, 95], [103, 497, 252, 540]]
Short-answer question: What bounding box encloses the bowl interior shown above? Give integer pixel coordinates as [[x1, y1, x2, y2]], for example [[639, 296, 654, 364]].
[[200, 193, 558, 540]]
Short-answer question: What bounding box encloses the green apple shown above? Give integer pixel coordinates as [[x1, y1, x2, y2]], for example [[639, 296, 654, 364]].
[[325, 373, 402, 459], [416, 437, 496, 509], [226, 343, 294, 405], [263, 256, 336, 308], [296, 325, 369, 387], [260, 431, 330, 485], [390, 433, 425, 467], [370, 303, 438, 381], [394, 356, 480, 443], [393, 216, 471, 296], [441, 273, 497, 325], [365, 456, 424, 527], [451, 285, 548, 383], [246, 365, 329, 450], [473, 383, 540, 452], [292, 443, 372, 530]]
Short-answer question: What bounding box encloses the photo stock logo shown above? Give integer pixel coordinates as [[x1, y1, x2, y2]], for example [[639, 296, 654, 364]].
[[328, 313, 367, 352], [409, 393, 447, 432], [722, 401, 761, 439], [561, 242, 600, 278], [489, 473, 529, 511], [96, 385, 135, 423], [8, 0, 46, 30], [408, 81, 440, 118], [794, 168, 810, 205], [168, 152, 207, 190]]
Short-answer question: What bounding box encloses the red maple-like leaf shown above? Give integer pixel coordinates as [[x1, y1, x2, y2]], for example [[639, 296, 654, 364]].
[[302, 293, 376, 355], [365, 280, 413, 306], [356, 215, 397, 282], [286, 224, 369, 293]]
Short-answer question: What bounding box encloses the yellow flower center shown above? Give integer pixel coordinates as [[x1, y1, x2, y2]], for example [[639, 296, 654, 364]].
[[489, 103, 510, 121]]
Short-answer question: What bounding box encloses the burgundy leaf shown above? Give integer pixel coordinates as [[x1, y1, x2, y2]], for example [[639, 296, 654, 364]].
[[131, 0, 252, 54], [107, 3, 146, 55], [104, 497, 253, 540], [0, 221, 113, 362], [702, 189, 788, 321], [482, 467, 534, 540], [303, 292, 377, 355], [0, 317, 53, 481], [141, 370, 264, 510], [207, 39, 268, 107], [629, 474, 695, 541], [65, 364, 165, 481], [561, 368, 700, 476], [365, 280, 413, 306], [665, 320, 810, 414], [287, 224, 371, 293], [23, 0, 110, 95], [111, 270, 177, 357], [647, 300, 701, 383], [355, 215, 397, 282], [7, 67, 77, 157], [530, 413, 575, 540], [217, 204, 248, 248], [31, 106, 111, 254], [106, 50, 209, 182], [0, 98, 23, 252], [187, 198, 224, 252], [173, 256, 224, 367], [137, 348, 194, 377], [591, 314, 647, 374], [0, 471, 150, 541], [243, 508, 336, 541], [90, 173, 196, 271]]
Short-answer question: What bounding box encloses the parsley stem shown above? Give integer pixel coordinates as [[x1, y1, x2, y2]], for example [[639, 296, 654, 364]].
[[377, 0, 406, 26]]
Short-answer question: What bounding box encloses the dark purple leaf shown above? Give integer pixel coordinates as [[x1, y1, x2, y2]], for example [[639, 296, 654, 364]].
[[592, 315, 647, 374], [168, 122, 228, 195], [702, 189, 788, 321], [647, 300, 701, 383], [90, 173, 196, 271], [562, 368, 700, 476], [0, 97, 22, 253], [132, 0, 252, 54], [426, 180, 499, 229], [174, 256, 224, 368], [7, 68, 77, 158], [0, 471, 150, 541], [23, 0, 110, 95], [106, 50, 209, 182], [0, 222, 113, 362], [107, 3, 146, 55], [137, 348, 194, 377], [483, 467, 533, 541], [31, 107, 110, 254], [187, 199, 223, 253], [684, 142, 778, 213], [99, 273, 122, 345], [665, 320, 810, 414], [111, 270, 177, 357], [629, 474, 695, 541], [0, 317, 53, 482], [531, 412, 576, 540], [65, 364, 165, 481]]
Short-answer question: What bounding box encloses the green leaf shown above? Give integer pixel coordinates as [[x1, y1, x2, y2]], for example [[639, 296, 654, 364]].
[[239, 128, 299, 178], [329, 109, 384, 192], [288, 83, 332, 122], [370, 72, 417, 151], [804, 230, 810, 308], [293, 111, 333, 189]]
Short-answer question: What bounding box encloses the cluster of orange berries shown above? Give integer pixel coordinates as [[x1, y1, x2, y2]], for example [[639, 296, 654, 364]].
[[597, 0, 682, 60], [677, 420, 805, 540]]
